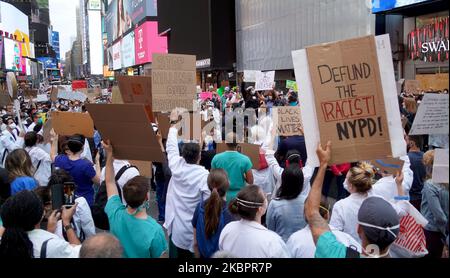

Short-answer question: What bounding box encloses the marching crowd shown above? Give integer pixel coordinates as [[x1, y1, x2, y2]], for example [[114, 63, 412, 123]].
[[0, 83, 448, 259]]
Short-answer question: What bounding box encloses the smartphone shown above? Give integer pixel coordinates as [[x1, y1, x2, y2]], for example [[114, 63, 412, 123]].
[[63, 182, 76, 208], [51, 184, 64, 210]]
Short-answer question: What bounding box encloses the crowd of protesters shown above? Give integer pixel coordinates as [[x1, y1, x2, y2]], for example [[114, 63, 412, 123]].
[[0, 81, 448, 259]]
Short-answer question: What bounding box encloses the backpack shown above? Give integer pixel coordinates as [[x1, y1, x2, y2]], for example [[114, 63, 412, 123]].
[[91, 164, 138, 230]]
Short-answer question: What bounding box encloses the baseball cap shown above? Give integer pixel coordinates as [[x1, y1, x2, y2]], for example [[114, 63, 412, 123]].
[[358, 197, 400, 250]]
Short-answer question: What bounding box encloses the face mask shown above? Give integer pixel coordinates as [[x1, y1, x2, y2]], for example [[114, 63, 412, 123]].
[[343, 178, 350, 193], [38, 118, 43, 125], [8, 123, 17, 130]]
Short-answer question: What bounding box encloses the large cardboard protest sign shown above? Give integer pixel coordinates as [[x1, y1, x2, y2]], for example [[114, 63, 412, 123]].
[[129, 160, 152, 178], [156, 111, 213, 141], [0, 90, 12, 107], [50, 86, 58, 102], [293, 34, 406, 166], [409, 94, 449, 135], [52, 111, 94, 137], [304, 35, 391, 164], [404, 80, 421, 94], [111, 86, 123, 104], [24, 89, 38, 99], [432, 149, 449, 184], [86, 104, 165, 162], [370, 158, 405, 175], [255, 71, 275, 91], [217, 143, 260, 170], [43, 118, 53, 144], [151, 53, 197, 112], [274, 107, 303, 136], [117, 75, 152, 107]]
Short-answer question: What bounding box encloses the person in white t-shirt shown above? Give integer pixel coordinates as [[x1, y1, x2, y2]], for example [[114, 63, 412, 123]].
[[287, 200, 361, 258], [24, 131, 52, 187], [0, 190, 81, 258], [219, 185, 290, 258]]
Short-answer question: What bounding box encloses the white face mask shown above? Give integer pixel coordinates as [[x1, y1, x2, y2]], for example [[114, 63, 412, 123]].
[[8, 123, 17, 130], [343, 178, 350, 193]]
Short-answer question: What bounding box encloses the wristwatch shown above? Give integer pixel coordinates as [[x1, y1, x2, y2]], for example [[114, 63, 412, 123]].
[[170, 120, 179, 125], [63, 224, 73, 232]]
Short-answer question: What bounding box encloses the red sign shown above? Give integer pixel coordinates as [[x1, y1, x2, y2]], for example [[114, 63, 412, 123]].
[[72, 80, 88, 90]]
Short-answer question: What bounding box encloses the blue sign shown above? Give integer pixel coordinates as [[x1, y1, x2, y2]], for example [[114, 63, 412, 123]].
[[51, 31, 60, 62], [372, 0, 429, 13], [37, 57, 58, 69]]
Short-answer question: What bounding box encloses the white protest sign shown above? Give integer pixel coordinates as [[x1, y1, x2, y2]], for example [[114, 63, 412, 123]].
[[409, 94, 449, 135], [243, 70, 260, 83], [432, 148, 449, 184], [291, 34, 406, 167], [36, 94, 49, 102], [57, 90, 72, 100], [255, 71, 275, 91], [72, 91, 88, 102]]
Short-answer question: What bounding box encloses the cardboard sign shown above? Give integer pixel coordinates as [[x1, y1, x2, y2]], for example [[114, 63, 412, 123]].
[[255, 71, 275, 91], [274, 107, 303, 136], [24, 89, 38, 99], [156, 112, 214, 141], [409, 94, 449, 135], [42, 118, 53, 144], [50, 86, 58, 102], [155, 112, 171, 139], [152, 53, 197, 112], [243, 70, 259, 83], [0, 91, 12, 107], [293, 34, 406, 166], [432, 148, 449, 184], [199, 92, 213, 101], [117, 75, 152, 106], [216, 143, 260, 170], [286, 80, 298, 91], [86, 104, 165, 163], [370, 158, 405, 175], [52, 111, 94, 137], [304, 35, 392, 165], [111, 86, 123, 104], [404, 80, 421, 95]]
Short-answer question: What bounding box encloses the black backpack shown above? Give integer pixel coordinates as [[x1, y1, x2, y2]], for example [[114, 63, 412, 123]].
[[91, 165, 138, 230]]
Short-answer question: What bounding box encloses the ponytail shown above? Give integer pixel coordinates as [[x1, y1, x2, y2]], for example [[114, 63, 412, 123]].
[[0, 227, 34, 258], [204, 188, 224, 239]]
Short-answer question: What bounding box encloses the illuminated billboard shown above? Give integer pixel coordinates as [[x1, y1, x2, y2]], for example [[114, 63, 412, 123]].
[[88, 10, 104, 75]]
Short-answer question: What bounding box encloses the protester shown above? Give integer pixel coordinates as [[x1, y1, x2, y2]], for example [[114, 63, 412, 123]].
[[287, 200, 361, 258], [266, 162, 307, 242], [305, 142, 403, 258], [421, 150, 449, 258], [164, 108, 210, 258], [102, 140, 167, 258], [5, 149, 39, 195], [51, 131, 101, 206], [79, 233, 123, 258], [406, 135, 427, 211], [0, 116, 24, 167], [212, 132, 253, 203], [330, 161, 404, 243], [24, 131, 52, 187], [219, 185, 290, 258], [192, 169, 234, 258], [0, 190, 81, 258], [26, 113, 42, 133]]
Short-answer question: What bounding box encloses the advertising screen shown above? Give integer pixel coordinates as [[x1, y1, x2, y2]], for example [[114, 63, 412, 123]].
[[3, 38, 23, 71], [134, 21, 168, 65], [0, 2, 31, 58], [121, 31, 135, 68], [105, 0, 158, 44], [372, 0, 428, 13], [112, 41, 122, 70], [88, 10, 104, 75], [37, 57, 58, 69]]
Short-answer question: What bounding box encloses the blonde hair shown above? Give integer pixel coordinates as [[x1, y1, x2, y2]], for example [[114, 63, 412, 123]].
[[348, 161, 375, 193], [423, 150, 435, 179], [404, 98, 417, 114]]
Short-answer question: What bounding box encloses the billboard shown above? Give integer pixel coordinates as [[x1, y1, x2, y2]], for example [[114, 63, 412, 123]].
[[3, 38, 23, 71], [112, 41, 122, 70], [105, 0, 158, 44], [51, 31, 60, 62], [372, 0, 428, 13], [37, 57, 58, 69], [0, 2, 31, 58], [121, 31, 135, 68], [134, 21, 168, 65], [88, 10, 104, 75]]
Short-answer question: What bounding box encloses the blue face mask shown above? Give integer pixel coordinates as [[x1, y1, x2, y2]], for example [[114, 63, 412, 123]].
[[37, 118, 43, 125]]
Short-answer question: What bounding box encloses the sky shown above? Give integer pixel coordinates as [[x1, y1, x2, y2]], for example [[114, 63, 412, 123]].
[[49, 0, 78, 58]]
